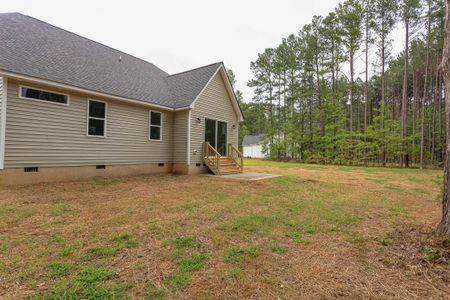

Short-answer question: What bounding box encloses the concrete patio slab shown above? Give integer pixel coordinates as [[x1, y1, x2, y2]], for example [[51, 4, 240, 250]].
[[204, 172, 282, 181]]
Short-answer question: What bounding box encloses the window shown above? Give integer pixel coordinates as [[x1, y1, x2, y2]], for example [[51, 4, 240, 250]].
[[149, 111, 162, 140], [87, 100, 106, 137], [20, 86, 68, 105]]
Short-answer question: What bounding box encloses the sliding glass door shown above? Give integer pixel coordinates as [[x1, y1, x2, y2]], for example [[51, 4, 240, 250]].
[[205, 118, 227, 156]]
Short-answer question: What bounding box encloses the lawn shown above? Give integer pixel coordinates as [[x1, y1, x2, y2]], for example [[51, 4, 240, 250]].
[[0, 160, 449, 299]]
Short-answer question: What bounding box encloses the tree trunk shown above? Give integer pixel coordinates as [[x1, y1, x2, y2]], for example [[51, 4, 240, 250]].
[[401, 20, 409, 167], [381, 34, 386, 105], [412, 71, 418, 166], [350, 49, 355, 133], [364, 17, 369, 141], [421, 1, 432, 169], [438, 0, 450, 237]]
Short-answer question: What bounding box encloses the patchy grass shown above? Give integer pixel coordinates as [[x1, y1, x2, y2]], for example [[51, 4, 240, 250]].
[[0, 207, 33, 226], [0, 160, 447, 299], [46, 262, 71, 278], [163, 237, 199, 249], [111, 232, 139, 248], [178, 253, 206, 272], [285, 231, 311, 245], [224, 248, 246, 264], [271, 244, 288, 254], [162, 274, 190, 289], [221, 214, 277, 232]]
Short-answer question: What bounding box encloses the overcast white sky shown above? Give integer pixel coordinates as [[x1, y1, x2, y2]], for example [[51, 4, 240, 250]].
[[2, 0, 403, 101]]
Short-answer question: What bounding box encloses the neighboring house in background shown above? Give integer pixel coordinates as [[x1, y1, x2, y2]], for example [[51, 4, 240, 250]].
[[243, 135, 266, 158], [0, 13, 244, 185]]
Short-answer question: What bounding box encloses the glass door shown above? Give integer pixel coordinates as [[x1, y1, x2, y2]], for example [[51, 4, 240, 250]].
[[205, 118, 216, 149], [204, 118, 227, 156], [217, 121, 227, 156]]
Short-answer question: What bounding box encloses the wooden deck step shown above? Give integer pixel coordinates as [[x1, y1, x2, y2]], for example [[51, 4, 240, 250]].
[[203, 155, 242, 175]]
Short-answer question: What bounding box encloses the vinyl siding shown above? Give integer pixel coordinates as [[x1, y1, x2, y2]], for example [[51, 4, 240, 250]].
[[173, 110, 188, 164], [0, 76, 3, 134], [190, 72, 239, 164], [5, 80, 173, 168]]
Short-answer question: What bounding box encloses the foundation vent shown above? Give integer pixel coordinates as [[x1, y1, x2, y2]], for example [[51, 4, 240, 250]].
[[24, 167, 39, 172], [158, 163, 165, 167], [196, 163, 201, 167], [96, 165, 106, 170]]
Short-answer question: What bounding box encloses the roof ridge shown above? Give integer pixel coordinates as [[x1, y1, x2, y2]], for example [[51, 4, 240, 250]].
[[12, 12, 168, 75], [166, 62, 223, 78]]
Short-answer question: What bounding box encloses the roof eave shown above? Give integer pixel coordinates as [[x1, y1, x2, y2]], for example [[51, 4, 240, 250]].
[[0, 69, 175, 111]]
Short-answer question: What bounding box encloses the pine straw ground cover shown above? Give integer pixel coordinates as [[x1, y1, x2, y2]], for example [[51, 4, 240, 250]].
[[0, 160, 449, 299]]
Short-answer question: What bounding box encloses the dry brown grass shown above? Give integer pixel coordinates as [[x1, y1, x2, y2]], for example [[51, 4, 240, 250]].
[[0, 161, 448, 299]]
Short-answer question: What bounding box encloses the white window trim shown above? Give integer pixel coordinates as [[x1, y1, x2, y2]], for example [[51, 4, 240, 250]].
[[149, 111, 162, 141], [19, 85, 70, 106], [86, 99, 107, 138]]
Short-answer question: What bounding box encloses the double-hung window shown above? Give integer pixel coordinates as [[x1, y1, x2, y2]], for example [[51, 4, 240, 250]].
[[87, 100, 106, 137], [149, 111, 162, 141]]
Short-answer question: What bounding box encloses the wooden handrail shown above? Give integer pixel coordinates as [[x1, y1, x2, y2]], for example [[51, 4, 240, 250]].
[[203, 141, 221, 173], [228, 143, 244, 172]]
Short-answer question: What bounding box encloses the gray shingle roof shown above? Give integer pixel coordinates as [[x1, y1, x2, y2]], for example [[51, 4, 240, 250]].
[[243, 135, 263, 146], [0, 13, 223, 109], [165, 62, 222, 108]]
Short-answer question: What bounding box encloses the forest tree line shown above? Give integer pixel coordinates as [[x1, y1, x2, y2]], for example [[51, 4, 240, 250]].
[[235, 0, 445, 168]]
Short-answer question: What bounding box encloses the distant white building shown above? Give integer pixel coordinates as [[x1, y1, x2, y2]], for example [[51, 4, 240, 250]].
[[243, 135, 266, 158]]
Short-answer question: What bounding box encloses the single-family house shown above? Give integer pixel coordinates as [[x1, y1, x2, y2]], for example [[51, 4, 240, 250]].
[[0, 13, 244, 185]]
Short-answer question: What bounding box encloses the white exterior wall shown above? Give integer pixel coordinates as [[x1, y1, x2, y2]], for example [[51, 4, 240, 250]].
[[243, 144, 264, 158]]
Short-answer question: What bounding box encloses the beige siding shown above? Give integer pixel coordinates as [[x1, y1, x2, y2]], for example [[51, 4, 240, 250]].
[[0, 76, 3, 136], [190, 71, 239, 164], [5, 80, 173, 168], [173, 110, 188, 164]]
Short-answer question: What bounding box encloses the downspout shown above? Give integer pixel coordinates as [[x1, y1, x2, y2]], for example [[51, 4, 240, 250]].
[[187, 109, 191, 167], [0, 77, 7, 170]]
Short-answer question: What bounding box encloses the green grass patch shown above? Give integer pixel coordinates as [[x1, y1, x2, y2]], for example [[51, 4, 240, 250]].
[[178, 253, 206, 272], [224, 248, 245, 264], [87, 246, 118, 258], [59, 247, 74, 257], [93, 177, 125, 185], [271, 244, 288, 254], [384, 184, 405, 192], [271, 176, 299, 186], [163, 237, 200, 249], [50, 203, 73, 217], [246, 246, 260, 257], [48, 235, 66, 246], [423, 247, 442, 261], [285, 231, 311, 245], [111, 232, 139, 248], [388, 206, 408, 216], [31, 266, 126, 299], [162, 274, 190, 289], [0, 207, 33, 225], [221, 214, 277, 232], [46, 262, 71, 278], [0, 237, 9, 253], [76, 266, 112, 284]]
